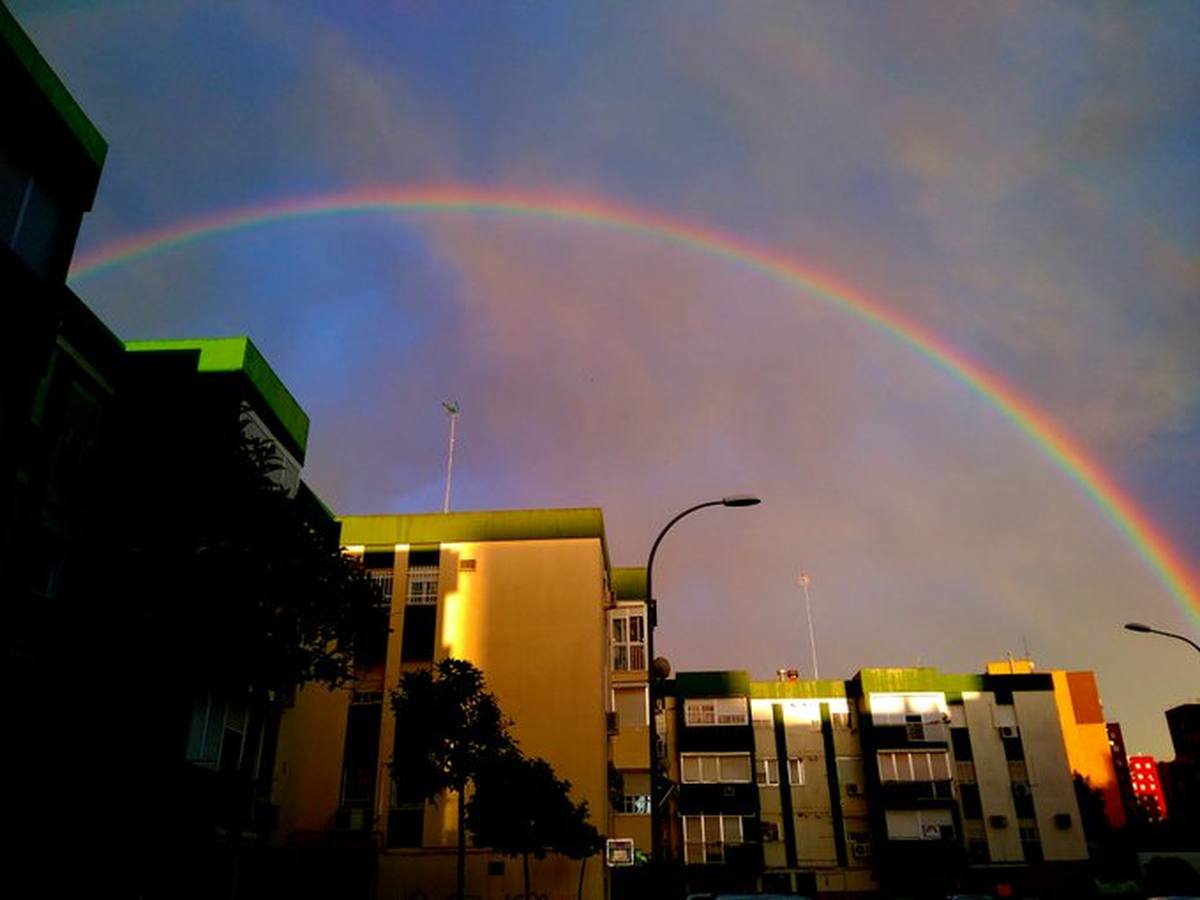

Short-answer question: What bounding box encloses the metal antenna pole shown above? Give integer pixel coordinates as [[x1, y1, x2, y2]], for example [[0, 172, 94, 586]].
[[799, 573, 819, 680], [441, 401, 459, 513]]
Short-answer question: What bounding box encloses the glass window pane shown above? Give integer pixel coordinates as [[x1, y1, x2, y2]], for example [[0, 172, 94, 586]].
[[682, 756, 701, 783], [700, 756, 719, 782], [721, 755, 751, 782], [722, 816, 742, 842]]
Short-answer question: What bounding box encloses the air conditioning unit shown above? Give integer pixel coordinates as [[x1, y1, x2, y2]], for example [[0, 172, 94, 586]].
[[988, 814, 1008, 828], [722, 785, 736, 797], [921, 823, 942, 840], [1012, 782, 1031, 798], [850, 842, 871, 859], [998, 725, 1019, 739], [845, 782, 861, 797]]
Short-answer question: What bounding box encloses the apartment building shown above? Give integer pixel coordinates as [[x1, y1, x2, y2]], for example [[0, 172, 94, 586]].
[[667, 665, 1091, 898], [273, 508, 617, 900]]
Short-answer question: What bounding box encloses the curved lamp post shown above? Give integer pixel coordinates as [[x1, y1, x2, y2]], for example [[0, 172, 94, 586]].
[[1124, 622, 1200, 655], [646, 494, 761, 862]]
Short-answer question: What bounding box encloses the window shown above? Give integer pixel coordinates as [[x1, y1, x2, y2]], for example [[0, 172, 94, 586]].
[[681, 753, 753, 784], [367, 568, 394, 603], [756, 757, 779, 786], [617, 794, 651, 815], [401, 563, 439, 662], [610, 608, 647, 671], [613, 686, 648, 728], [884, 807, 954, 841], [406, 565, 439, 604], [186, 693, 248, 773], [682, 815, 745, 864], [960, 783, 983, 819], [877, 750, 952, 783], [684, 697, 748, 727], [951, 727, 973, 760], [869, 692, 948, 726], [760, 819, 781, 842], [787, 757, 805, 785]]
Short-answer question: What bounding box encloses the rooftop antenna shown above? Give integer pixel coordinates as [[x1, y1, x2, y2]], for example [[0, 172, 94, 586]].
[[799, 573, 819, 680], [441, 401, 460, 513]]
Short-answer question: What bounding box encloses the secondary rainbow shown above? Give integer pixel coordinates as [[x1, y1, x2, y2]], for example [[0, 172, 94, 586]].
[[69, 185, 1199, 621]]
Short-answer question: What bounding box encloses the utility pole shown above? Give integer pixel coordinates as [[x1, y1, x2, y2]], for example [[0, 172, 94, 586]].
[[799, 573, 819, 680], [441, 401, 459, 513]]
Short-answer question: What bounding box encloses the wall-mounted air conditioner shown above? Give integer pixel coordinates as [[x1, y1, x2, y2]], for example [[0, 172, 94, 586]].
[[998, 725, 1019, 739], [850, 842, 871, 859], [1012, 782, 1031, 798], [845, 782, 861, 796]]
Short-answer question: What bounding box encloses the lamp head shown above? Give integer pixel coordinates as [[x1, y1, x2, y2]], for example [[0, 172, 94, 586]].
[[722, 495, 761, 508], [1124, 622, 1152, 633]]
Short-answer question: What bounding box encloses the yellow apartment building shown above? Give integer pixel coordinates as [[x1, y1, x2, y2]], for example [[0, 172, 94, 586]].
[[273, 508, 617, 900]]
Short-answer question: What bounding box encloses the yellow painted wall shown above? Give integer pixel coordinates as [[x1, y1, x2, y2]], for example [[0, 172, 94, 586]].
[[273, 682, 350, 836], [1049, 670, 1125, 827], [354, 528, 608, 899]]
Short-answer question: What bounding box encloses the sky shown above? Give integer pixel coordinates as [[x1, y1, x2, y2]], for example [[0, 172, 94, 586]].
[[13, 1, 1198, 758]]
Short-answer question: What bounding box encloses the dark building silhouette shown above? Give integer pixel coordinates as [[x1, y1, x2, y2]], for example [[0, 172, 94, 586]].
[[1160, 703, 1200, 843]]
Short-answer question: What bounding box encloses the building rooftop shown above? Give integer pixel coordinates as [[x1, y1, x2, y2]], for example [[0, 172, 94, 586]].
[[1, 3, 107, 169], [340, 507, 611, 568], [124, 336, 310, 461]]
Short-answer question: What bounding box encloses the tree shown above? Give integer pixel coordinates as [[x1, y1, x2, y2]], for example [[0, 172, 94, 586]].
[[73, 408, 383, 899], [468, 750, 602, 900], [390, 658, 515, 900]]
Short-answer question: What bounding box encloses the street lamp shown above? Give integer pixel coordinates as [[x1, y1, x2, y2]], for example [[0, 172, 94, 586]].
[[1124, 622, 1200, 654], [645, 494, 761, 862]]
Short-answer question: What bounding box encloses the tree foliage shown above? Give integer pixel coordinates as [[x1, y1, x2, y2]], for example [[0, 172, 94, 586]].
[[468, 749, 603, 899], [391, 658, 516, 799], [93, 413, 381, 695], [391, 658, 516, 900]]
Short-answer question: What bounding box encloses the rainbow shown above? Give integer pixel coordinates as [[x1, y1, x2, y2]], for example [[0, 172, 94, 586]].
[[68, 185, 1198, 621]]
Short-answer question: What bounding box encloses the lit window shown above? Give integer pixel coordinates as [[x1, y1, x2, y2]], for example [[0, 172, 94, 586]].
[[787, 757, 805, 785], [617, 794, 651, 815], [683, 814, 745, 864], [407, 565, 439, 604], [681, 753, 753, 784], [877, 750, 952, 783], [685, 697, 749, 727], [610, 608, 647, 671], [756, 757, 779, 785]]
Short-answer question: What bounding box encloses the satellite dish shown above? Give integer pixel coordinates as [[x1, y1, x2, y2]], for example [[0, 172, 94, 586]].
[[653, 657, 672, 679]]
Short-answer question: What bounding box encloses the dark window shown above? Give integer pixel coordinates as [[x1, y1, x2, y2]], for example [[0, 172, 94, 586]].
[[1022, 838, 1043, 863], [407, 548, 440, 568], [1003, 735, 1026, 761], [968, 839, 989, 862], [0, 147, 30, 245], [1013, 791, 1035, 819], [355, 607, 389, 667], [219, 728, 244, 776], [386, 808, 423, 848], [340, 704, 382, 809], [951, 728, 973, 761], [362, 549, 395, 569], [401, 605, 437, 662], [487, 860, 505, 876], [960, 783, 983, 819]]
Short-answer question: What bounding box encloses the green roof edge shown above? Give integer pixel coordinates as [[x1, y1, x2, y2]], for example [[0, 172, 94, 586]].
[[611, 567, 647, 600], [124, 337, 310, 459], [340, 508, 611, 570], [1, 3, 107, 168]]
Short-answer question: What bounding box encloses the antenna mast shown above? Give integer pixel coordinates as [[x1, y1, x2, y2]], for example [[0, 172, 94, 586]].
[[799, 573, 819, 680], [441, 401, 460, 513]]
